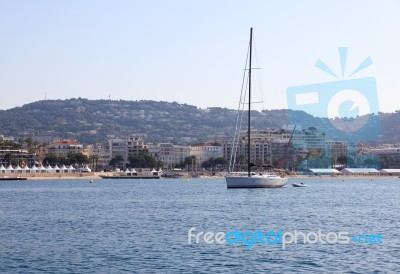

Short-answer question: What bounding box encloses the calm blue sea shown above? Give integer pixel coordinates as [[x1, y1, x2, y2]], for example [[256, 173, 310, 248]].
[[0, 178, 399, 273]]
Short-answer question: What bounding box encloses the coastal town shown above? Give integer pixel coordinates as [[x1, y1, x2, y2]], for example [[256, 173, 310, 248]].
[[1, 124, 400, 178], [2, 2, 400, 273]]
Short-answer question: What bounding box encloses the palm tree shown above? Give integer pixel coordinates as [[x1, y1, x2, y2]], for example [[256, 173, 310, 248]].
[[17, 138, 24, 149], [25, 137, 38, 153], [109, 155, 124, 169], [89, 154, 99, 171], [184, 155, 197, 172]]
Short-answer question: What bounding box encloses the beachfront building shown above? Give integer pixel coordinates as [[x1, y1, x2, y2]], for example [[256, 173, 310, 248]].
[[38, 139, 87, 167], [0, 149, 36, 167], [126, 135, 146, 156], [221, 128, 293, 169], [190, 142, 223, 165], [365, 144, 400, 168], [147, 143, 190, 170], [41, 139, 84, 162], [46, 139, 84, 156], [351, 151, 381, 169], [86, 143, 111, 171], [107, 134, 147, 168], [270, 139, 294, 169], [325, 140, 348, 162], [108, 138, 128, 164], [291, 126, 326, 150], [35, 144, 47, 163]]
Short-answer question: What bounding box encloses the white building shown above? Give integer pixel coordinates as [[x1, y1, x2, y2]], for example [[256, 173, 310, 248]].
[[126, 135, 146, 156], [292, 127, 326, 149], [108, 138, 127, 162], [361, 144, 400, 168], [148, 143, 190, 170], [108, 134, 147, 167], [87, 143, 111, 170], [222, 129, 291, 168], [0, 149, 36, 167], [190, 142, 223, 164], [325, 139, 348, 163], [46, 139, 84, 155]]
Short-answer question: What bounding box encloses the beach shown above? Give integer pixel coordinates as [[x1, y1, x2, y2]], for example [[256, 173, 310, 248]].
[[0, 173, 101, 180], [1, 172, 399, 180]]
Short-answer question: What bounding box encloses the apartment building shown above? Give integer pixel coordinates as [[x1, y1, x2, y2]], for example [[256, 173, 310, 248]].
[[0, 149, 36, 167], [222, 128, 291, 168], [46, 139, 84, 155], [148, 143, 190, 170], [190, 142, 223, 164], [108, 135, 147, 167]]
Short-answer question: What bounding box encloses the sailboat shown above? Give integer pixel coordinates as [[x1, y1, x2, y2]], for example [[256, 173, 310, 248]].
[[225, 28, 288, 188]]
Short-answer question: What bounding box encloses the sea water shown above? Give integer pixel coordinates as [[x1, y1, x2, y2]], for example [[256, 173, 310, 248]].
[[0, 178, 399, 273]]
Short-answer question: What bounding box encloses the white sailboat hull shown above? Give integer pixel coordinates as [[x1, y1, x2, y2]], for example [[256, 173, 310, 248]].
[[226, 174, 288, 188]]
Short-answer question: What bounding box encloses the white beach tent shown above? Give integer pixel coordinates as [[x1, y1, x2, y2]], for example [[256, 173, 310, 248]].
[[380, 169, 400, 176], [308, 168, 341, 175], [151, 168, 159, 175], [39, 165, 47, 173], [15, 165, 23, 173], [0, 165, 6, 174], [54, 165, 61, 173], [68, 165, 76, 173], [61, 165, 68, 173], [6, 165, 14, 174], [30, 165, 39, 173], [46, 165, 55, 173], [22, 165, 30, 173], [125, 168, 137, 176], [79, 165, 91, 173], [341, 168, 380, 175]]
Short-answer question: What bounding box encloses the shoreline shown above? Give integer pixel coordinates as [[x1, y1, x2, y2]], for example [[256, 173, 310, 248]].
[[0, 173, 101, 180], [0, 173, 399, 180]]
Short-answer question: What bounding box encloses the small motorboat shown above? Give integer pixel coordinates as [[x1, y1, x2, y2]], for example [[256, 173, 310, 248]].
[[292, 182, 307, 187]]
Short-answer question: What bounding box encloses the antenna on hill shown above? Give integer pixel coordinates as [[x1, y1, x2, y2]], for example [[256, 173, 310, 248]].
[[108, 94, 111, 100], [45, 92, 47, 100]]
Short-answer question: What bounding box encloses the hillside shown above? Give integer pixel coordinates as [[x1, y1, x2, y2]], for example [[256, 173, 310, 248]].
[[0, 98, 399, 145]]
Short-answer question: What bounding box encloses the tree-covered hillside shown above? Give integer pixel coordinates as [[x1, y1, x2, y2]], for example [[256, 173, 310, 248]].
[[0, 98, 398, 145]]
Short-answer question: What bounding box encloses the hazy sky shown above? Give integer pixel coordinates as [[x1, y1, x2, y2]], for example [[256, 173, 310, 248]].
[[1, 0, 399, 113]]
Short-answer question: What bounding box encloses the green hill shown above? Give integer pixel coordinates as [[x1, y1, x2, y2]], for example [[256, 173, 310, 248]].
[[0, 98, 398, 145]]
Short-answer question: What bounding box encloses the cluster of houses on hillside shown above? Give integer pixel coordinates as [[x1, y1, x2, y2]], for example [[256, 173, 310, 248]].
[[1, 125, 400, 172]]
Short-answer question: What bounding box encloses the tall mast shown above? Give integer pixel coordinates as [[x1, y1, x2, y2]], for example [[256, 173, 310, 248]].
[[248, 28, 252, 177]]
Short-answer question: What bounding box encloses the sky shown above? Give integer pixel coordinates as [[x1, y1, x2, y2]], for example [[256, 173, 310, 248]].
[[0, 0, 399, 114]]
